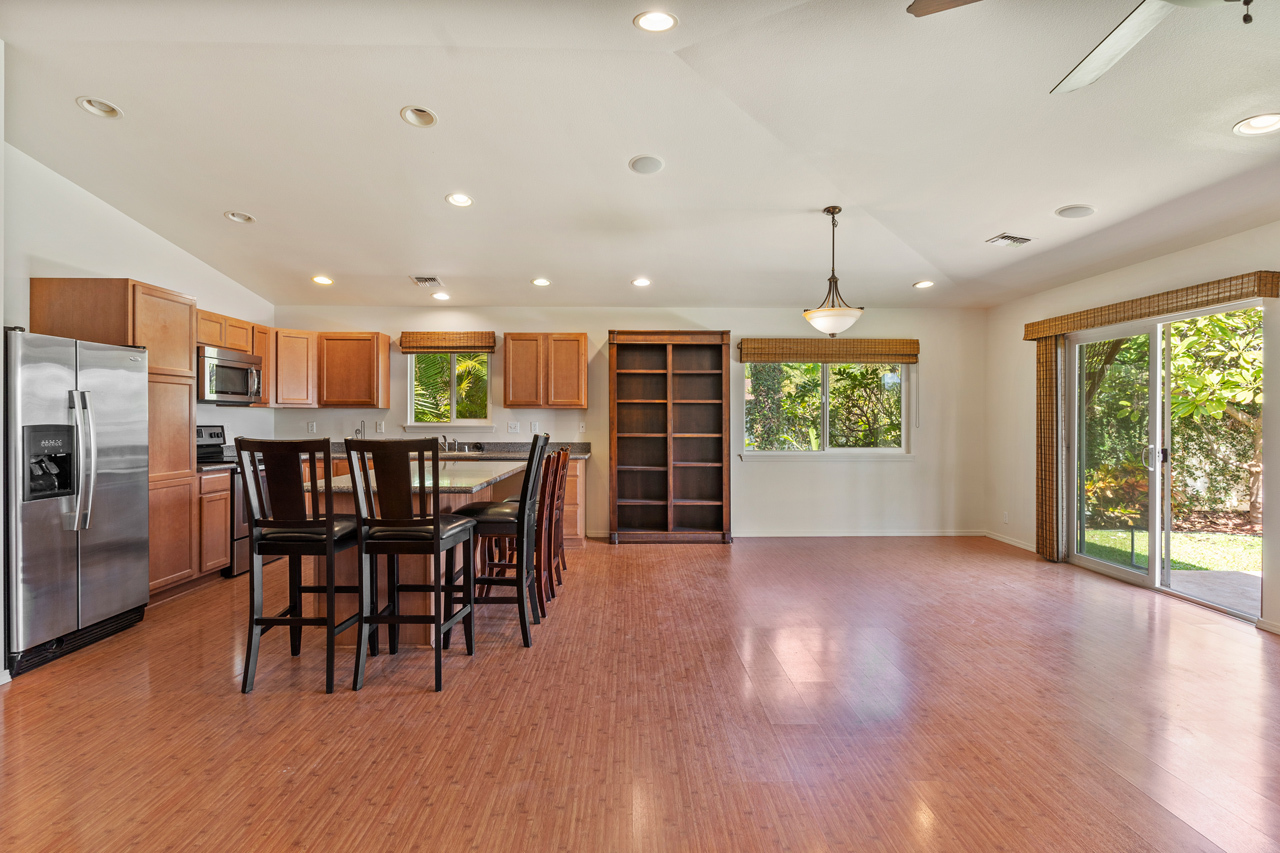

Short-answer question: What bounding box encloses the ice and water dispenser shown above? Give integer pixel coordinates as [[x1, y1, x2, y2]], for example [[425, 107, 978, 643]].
[[22, 424, 76, 502]]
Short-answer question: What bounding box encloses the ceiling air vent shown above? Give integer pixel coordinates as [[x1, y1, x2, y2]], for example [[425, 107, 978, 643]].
[[411, 276, 444, 288], [985, 233, 1034, 247]]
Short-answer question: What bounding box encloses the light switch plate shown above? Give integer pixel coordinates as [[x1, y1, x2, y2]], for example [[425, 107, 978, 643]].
[[579, 422, 586, 433], [307, 422, 317, 434], [507, 421, 520, 434], [530, 421, 540, 434], [375, 421, 385, 433]]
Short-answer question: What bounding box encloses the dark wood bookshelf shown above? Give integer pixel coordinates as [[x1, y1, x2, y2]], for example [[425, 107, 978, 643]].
[[609, 330, 731, 544]]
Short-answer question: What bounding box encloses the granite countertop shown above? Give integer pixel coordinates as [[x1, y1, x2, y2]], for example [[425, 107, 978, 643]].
[[307, 460, 526, 495], [331, 440, 590, 461]]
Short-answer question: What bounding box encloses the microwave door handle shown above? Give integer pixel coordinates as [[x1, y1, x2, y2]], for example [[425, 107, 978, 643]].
[[69, 390, 86, 531], [81, 391, 99, 529], [250, 366, 262, 399]]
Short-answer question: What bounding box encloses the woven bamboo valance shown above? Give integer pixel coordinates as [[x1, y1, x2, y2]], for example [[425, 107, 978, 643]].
[[1023, 270, 1279, 341], [738, 338, 919, 364], [397, 331, 496, 354]]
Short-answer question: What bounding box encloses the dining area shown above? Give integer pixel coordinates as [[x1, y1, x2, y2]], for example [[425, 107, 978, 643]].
[[230, 434, 574, 694]]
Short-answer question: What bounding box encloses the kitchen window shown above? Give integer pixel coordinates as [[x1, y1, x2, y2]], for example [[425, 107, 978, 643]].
[[744, 362, 905, 452], [409, 352, 489, 424]]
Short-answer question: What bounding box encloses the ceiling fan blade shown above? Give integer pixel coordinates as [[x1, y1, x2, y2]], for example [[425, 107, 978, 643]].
[[906, 0, 984, 17], [1052, 0, 1174, 93]]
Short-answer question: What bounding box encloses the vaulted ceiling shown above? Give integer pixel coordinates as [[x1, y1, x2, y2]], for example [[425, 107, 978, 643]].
[[3, 0, 1280, 308]]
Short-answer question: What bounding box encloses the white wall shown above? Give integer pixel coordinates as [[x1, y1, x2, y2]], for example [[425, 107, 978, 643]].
[[273, 304, 989, 539], [984, 218, 1280, 621], [1, 40, 11, 685], [3, 144, 275, 440]]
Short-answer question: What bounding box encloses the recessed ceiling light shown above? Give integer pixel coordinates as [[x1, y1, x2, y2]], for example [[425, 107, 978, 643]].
[[224, 211, 256, 224], [628, 155, 665, 175], [632, 278, 651, 287], [400, 105, 438, 127], [433, 292, 451, 300], [76, 96, 122, 118], [634, 11, 677, 31], [1233, 113, 1280, 136], [532, 278, 552, 287], [312, 275, 333, 285], [912, 280, 935, 289], [1055, 204, 1096, 219], [446, 193, 473, 207]]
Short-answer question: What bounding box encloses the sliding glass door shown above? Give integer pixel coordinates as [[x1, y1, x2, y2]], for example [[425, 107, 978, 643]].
[[1071, 328, 1158, 583], [1067, 304, 1263, 619]]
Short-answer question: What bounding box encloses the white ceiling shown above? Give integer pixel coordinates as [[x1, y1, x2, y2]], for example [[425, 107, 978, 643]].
[[3, 0, 1280, 309]]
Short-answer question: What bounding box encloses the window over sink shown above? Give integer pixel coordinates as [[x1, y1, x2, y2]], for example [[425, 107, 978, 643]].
[[409, 352, 489, 424]]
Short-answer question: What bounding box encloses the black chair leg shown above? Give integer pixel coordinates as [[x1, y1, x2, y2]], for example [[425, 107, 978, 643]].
[[353, 551, 372, 691], [325, 552, 336, 695], [368, 553, 380, 658], [388, 555, 400, 655], [443, 547, 456, 650], [242, 554, 265, 693], [463, 535, 476, 656], [433, 546, 444, 692], [516, 564, 533, 648], [288, 555, 302, 656]]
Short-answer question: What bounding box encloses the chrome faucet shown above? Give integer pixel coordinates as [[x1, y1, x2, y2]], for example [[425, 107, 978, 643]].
[[354, 420, 366, 440]]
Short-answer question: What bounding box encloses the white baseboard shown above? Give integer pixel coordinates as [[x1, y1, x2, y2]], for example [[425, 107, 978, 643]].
[[983, 531, 1036, 552], [1256, 618, 1280, 636]]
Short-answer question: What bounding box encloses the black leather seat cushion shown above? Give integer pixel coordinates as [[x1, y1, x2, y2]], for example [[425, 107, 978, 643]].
[[259, 515, 358, 542], [366, 515, 476, 541], [454, 500, 521, 523]]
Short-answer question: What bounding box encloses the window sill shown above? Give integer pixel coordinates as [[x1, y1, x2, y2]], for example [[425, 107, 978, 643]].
[[402, 423, 497, 433], [739, 451, 914, 461]]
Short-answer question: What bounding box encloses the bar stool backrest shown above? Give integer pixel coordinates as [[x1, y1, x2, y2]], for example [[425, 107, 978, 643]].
[[515, 434, 551, 550], [345, 437, 442, 538], [235, 437, 335, 534]]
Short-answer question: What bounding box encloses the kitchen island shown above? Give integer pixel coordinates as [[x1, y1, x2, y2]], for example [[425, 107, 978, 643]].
[[301, 459, 528, 647]]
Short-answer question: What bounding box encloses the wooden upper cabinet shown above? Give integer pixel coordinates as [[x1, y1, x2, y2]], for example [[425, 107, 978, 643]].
[[29, 278, 196, 376], [503, 332, 587, 409], [148, 375, 197, 480], [317, 332, 391, 408], [197, 310, 253, 353], [275, 328, 318, 407], [252, 325, 276, 407], [504, 333, 545, 408]]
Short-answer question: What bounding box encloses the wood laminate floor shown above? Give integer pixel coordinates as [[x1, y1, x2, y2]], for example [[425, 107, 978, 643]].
[[3, 537, 1280, 852]]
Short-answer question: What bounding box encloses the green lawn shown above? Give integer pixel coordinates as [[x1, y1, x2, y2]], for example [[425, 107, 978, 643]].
[[1083, 529, 1261, 573]]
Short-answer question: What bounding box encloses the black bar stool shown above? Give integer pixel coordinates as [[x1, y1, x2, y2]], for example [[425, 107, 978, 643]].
[[454, 434, 549, 647], [346, 437, 477, 692], [234, 437, 368, 695]]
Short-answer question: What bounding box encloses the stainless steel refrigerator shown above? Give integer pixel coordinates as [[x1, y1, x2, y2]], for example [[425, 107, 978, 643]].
[[5, 329, 150, 675]]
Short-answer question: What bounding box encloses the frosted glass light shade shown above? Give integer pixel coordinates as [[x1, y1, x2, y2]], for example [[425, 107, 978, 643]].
[[803, 307, 863, 337]]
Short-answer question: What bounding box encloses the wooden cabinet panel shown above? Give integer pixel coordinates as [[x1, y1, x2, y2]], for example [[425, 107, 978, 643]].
[[200, 489, 232, 574], [252, 325, 276, 407], [503, 333, 545, 408], [223, 318, 253, 352], [318, 332, 391, 408], [149, 477, 199, 592], [564, 458, 585, 545], [149, 376, 196, 480], [196, 311, 225, 348], [546, 334, 588, 408], [131, 283, 196, 376], [275, 329, 318, 407], [200, 471, 232, 494]]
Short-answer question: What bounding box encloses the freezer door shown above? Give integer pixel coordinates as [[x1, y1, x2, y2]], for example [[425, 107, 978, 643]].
[[76, 341, 150, 626], [6, 331, 81, 652]]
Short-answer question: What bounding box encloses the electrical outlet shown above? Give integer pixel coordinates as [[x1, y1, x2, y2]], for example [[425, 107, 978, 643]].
[[579, 422, 586, 433], [507, 421, 520, 434], [1003, 512, 1009, 524], [307, 422, 317, 434], [375, 421, 385, 434], [530, 420, 540, 435]]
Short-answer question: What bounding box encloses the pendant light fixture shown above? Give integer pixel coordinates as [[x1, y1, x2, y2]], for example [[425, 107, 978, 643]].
[[803, 206, 864, 337]]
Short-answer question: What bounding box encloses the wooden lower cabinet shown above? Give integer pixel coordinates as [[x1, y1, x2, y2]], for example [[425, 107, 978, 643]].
[[149, 478, 200, 592], [564, 459, 586, 546], [199, 472, 232, 574]]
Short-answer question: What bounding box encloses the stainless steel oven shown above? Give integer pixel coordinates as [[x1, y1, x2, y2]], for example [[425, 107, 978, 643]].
[[197, 346, 262, 405]]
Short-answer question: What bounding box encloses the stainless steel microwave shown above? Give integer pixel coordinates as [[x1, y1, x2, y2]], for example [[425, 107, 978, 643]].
[[197, 346, 263, 405]]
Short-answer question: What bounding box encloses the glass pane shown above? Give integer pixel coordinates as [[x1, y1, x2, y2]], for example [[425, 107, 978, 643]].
[[744, 362, 821, 451], [412, 353, 451, 423], [1166, 308, 1262, 616], [828, 364, 903, 448], [455, 353, 488, 420], [1077, 335, 1150, 573]]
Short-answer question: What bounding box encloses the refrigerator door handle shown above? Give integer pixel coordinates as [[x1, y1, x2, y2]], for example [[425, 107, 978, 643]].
[[69, 389, 87, 531], [81, 390, 100, 529]]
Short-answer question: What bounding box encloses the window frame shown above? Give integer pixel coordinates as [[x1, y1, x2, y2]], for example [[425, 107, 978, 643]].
[[743, 361, 911, 457], [405, 352, 491, 427]]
